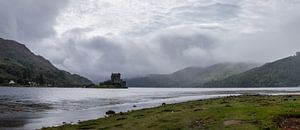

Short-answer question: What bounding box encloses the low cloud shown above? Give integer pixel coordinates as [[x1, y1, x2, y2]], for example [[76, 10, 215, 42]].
[[0, 0, 68, 43]]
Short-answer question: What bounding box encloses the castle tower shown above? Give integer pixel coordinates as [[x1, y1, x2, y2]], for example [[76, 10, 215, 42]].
[[297, 52, 300, 57], [111, 73, 121, 83]]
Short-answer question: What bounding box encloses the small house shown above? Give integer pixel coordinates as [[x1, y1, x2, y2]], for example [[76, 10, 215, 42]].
[[9, 80, 15, 85]]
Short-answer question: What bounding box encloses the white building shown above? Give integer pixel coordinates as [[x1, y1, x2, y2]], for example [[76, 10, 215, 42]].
[[9, 80, 15, 85]]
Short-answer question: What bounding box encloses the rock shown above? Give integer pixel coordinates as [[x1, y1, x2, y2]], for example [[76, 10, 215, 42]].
[[106, 110, 116, 115], [223, 120, 242, 126]]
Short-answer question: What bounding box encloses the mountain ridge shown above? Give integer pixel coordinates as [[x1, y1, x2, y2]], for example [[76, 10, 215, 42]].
[[0, 38, 92, 87], [126, 62, 258, 87], [203, 54, 300, 87]]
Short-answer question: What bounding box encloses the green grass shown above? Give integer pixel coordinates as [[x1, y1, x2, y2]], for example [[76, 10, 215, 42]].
[[41, 95, 300, 130]]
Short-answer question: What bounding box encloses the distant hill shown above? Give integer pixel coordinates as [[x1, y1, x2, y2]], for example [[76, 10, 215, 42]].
[[204, 53, 300, 87], [0, 38, 92, 86], [126, 62, 258, 87]]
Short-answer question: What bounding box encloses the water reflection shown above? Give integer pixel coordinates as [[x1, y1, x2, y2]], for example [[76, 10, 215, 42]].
[[0, 117, 28, 128]]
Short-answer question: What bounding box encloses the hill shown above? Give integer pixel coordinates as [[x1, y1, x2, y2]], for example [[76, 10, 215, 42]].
[[126, 62, 258, 87], [204, 53, 300, 87], [0, 38, 92, 86]]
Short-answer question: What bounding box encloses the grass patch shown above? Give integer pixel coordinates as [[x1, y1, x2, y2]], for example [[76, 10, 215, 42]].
[[41, 95, 300, 130]]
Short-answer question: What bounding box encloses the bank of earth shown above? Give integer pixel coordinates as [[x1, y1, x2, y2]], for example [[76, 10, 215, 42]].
[[42, 95, 300, 130]]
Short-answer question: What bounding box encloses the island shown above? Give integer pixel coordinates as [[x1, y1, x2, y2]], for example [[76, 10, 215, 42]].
[[99, 73, 127, 88], [86, 73, 127, 88]]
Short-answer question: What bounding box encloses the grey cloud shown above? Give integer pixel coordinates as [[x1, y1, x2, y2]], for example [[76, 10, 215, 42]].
[[49, 27, 223, 82], [42, 4, 300, 82], [0, 0, 68, 43], [2, 0, 300, 83], [44, 35, 128, 82], [171, 2, 240, 22], [125, 1, 238, 36], [152, 30, 218, 66]]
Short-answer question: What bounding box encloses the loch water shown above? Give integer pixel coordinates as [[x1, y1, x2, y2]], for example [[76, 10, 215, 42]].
[[0, 87, 300, 130]]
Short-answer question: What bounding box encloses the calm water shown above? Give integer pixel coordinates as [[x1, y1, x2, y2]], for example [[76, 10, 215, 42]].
[[0, 87, 300, 130]]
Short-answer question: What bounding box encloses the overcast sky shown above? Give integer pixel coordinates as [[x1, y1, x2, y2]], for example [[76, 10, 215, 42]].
[[1, 0, 300, 82]]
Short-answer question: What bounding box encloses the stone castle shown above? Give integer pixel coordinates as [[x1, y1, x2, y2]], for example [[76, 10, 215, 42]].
[[99, 73, 127, 88]]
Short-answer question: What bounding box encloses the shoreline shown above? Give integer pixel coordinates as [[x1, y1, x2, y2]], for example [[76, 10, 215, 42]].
[[41, 95, 300, 130], [1, 85, 300, 89], [0, 86, 129, 89]]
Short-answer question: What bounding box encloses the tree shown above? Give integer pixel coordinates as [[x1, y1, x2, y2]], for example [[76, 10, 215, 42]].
[[36, 73, 45, 85]]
